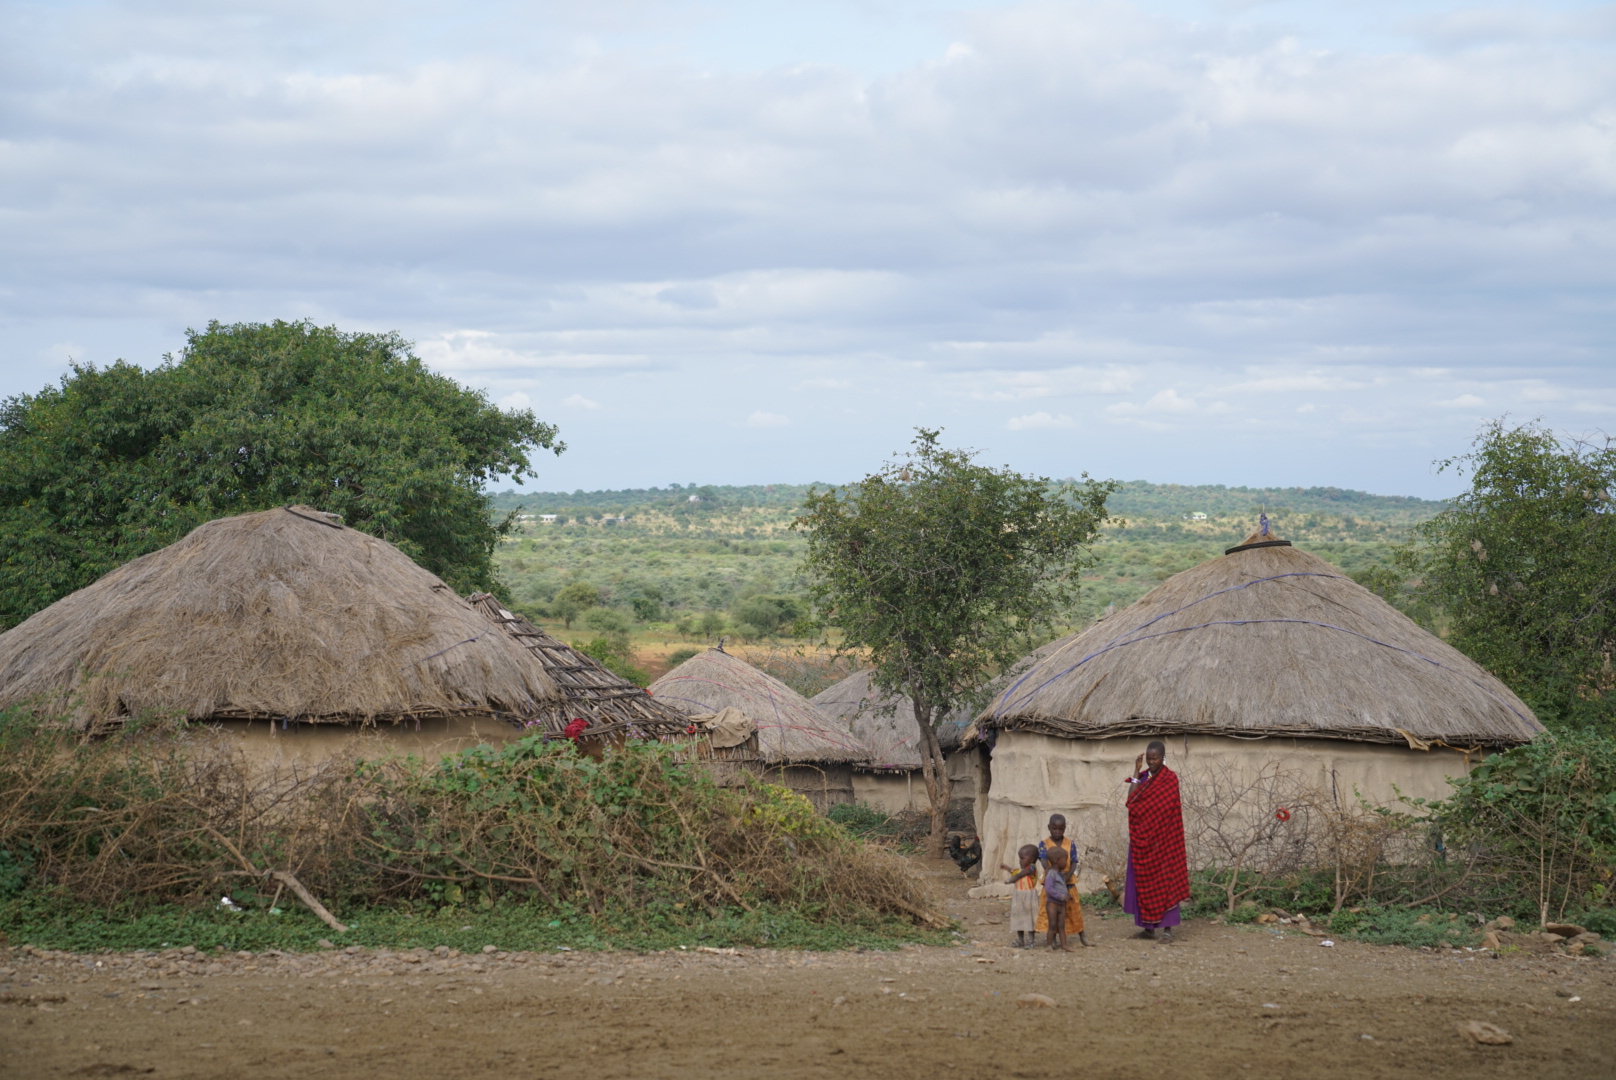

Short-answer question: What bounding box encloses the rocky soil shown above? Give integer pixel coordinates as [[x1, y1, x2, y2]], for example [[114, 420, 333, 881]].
[[4, 858, 1614, 1079]]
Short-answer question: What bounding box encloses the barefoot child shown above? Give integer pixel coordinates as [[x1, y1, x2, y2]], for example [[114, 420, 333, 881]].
[[1035, 813, 1093, 947], [999, 845, 1041, 948], [1043, 846, 1071, 951]]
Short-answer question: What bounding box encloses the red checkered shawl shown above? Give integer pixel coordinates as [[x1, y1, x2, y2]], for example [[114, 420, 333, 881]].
[[1127, 765, 1190, 923]]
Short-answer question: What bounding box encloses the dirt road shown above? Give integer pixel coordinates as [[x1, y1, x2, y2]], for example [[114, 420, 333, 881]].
[[5, 860, 1613, 1079]]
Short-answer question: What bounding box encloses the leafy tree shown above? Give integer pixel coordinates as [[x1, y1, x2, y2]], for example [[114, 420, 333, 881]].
[[553, 582, 601, 629], [1404, 420, 1616, 732], [794, 429, 1116, 852], [0, 320, 562, 629], [697, 612, 727, 640], [731, 595, 807, 637]]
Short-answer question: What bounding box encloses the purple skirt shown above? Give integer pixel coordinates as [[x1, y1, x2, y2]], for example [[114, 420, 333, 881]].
[[1122, 854, 1181, 929]]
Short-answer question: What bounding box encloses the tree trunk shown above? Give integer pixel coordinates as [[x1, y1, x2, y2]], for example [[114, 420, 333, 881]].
[[912, 698, 953, 858]]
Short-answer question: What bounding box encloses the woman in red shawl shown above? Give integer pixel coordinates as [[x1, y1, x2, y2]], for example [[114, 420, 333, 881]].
[[1123, 740, 1190, 943]]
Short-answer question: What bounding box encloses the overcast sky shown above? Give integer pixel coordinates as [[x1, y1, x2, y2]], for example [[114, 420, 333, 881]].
[[3, 1, 1613, 497]]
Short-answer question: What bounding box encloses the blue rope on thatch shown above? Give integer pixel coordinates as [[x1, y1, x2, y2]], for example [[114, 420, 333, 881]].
[[991, 571, 1542, 730]]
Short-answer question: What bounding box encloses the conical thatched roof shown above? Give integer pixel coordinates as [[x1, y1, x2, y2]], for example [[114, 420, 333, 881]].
[[811, 641, 1068, 769], [465, 593, 692, 739], [648, 648, 870, 764], [977, 529, 1542, 748], [0, 506, 559, 730]]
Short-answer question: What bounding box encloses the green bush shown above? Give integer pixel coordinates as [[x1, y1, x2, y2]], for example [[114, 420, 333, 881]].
[[667, 647, 700, 667], [577, 636, 650, 687], [730, 595, 807, 637], [1431, 729, 1616, 925], [0, 716, 939, 934]]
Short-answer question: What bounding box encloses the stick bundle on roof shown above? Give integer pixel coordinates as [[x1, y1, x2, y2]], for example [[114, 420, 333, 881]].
[[465, 593, 692, 740]]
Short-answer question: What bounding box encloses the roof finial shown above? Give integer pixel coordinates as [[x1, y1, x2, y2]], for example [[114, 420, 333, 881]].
[[1259, 512, 1270, 537]]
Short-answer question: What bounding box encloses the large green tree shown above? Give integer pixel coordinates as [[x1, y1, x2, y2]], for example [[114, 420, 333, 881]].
[[0, 320, 563, 629], [794, 430, 1115, 852], [1406, 420, 1616, 732]]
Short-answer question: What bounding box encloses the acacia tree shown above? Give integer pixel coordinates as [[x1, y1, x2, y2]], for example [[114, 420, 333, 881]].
[[1404, 419, 1616, 732], [794, 430, 1115, 853], [0, 320, 563, 629]]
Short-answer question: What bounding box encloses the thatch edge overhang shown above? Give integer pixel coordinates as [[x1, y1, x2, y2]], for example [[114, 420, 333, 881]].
[[970, 533, 1542, 752], [0, 505, 561, 731]]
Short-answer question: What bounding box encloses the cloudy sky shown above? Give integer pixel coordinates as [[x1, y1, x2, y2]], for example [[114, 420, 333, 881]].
[[3, 1, 1613, 497]]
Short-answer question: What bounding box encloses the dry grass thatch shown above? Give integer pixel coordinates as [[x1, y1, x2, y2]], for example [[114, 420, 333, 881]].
[[465, 593, 692, 739], [649, 648, 871, 764], [812, 638, 1072, 770], [0, 506, 558, 730], [811, 671, 975, 770], [978, 529, 1543, 748]]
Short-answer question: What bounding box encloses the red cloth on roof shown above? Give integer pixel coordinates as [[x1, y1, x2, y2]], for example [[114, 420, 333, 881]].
[[562, 718, 590, 741], [1127, 765, 1190, 923]]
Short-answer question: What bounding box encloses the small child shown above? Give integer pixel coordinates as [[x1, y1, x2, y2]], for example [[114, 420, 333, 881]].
[[999, 844, 1041, 948], [1043, 846, 1071, 952]]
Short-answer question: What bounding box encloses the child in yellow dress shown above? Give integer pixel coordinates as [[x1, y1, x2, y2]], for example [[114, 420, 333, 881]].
[[1034, 813, 1093, 947]]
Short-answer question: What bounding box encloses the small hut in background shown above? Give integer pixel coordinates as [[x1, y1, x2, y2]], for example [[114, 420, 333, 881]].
[[966, 525, 1543, 893], [649, 647, 871, 807], [811, 670, 978, 813], [813, 637, 1070, 814], [0, 506, 558, 765], [466, 593, 691, 741]]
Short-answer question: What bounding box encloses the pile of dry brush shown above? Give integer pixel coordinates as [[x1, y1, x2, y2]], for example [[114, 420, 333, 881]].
[[0, 714, 940, 929]]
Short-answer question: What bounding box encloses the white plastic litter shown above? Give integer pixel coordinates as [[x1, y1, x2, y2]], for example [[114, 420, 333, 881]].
[[218, 896, 242, 911], [1319, 940, 1335, 947]]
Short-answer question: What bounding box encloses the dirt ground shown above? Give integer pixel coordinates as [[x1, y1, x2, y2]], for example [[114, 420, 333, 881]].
[[4, 857, 1614, 1080]]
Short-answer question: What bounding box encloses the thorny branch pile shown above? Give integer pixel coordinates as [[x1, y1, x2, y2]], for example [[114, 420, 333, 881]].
[[0, 714, 939, 928]]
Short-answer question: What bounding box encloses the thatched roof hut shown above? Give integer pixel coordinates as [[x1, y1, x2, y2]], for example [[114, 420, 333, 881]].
[[964, 527, 1543, 894], [650, 648, 869, 764], [813, 636, 1073, 770], [0, 506, 558, 732], [977, 529, 1541, 748], [465, 593, 691, 739], [649, 648, 870, 808], [810, 640, 1066, 812]]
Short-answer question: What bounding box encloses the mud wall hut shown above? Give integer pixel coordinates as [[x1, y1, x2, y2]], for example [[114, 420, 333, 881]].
[[648, 648, 871, 808], [810, 670, 980, 814], [965, 528, 1544, 894], [0, 506, 560, 767]]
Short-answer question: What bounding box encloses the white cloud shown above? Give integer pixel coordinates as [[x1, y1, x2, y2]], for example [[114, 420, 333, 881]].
[[745, 410, 791, 428], [498, 391, 531, 409], [1110, 388, 1200, 417], [563, 393, 601, 410], [1006, 411, 1074, 431], [1437, 394, 1486, 408], [2, 1, 1614, 494]]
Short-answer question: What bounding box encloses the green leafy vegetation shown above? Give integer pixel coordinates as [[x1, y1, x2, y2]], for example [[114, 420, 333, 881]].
[[1395, 420, 1616, 733], [488, 479, 1441, 642], [0, 320, 562, 629], [0, 894, 945, 954], [796, 429, 1116, 852], [0, 710, 941, 947]]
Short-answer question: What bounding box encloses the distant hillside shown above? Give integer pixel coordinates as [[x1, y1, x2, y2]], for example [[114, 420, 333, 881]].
[[489, 480, 1446, 532], [488, 479, 1444, 635]]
